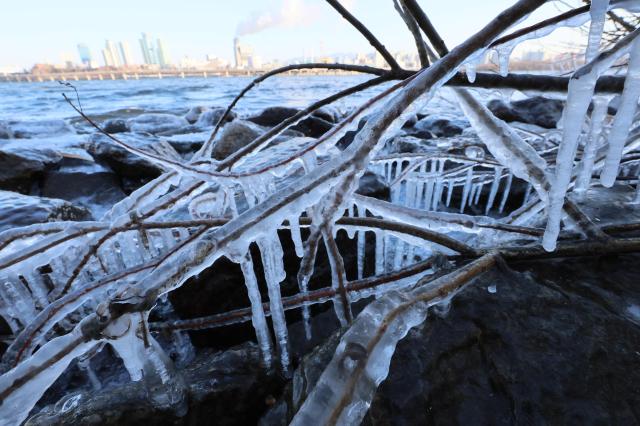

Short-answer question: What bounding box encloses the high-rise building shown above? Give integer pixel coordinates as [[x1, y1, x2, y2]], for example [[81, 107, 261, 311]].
[[77, 44, 92, 67], [105, 40, 122, 67], [102, 48, 114, 67], [156, 38, 170, 67], [119, 41, 135, 66], [139, 33, 154, 65]]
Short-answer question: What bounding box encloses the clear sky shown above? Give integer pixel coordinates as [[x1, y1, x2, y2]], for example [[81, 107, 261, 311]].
[[0, 0, 584, 70]]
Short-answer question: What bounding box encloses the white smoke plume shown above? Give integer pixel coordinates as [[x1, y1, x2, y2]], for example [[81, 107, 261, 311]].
[[236, 0, 324, 36]]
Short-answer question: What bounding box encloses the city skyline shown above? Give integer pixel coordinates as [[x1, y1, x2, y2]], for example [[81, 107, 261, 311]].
[[0, 0, 587, 72]]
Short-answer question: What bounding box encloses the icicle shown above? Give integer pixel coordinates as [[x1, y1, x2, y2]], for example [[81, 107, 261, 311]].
[[445, 178, 453, 207], [473, 182, 484, 205], [576, 97, 609, 197], [460, 167, 474, 213], [393, 238, 405, 271], [374, 231, 384, 276], [465, 61, 477, 83], [257, 236, 290, 371], [289, 215, 304, 258], [495, 44, 515, 77], [544, 29, 640, 251], [357, 230, 365, 280], [238, 254, 273, 366], [585, 0, 610, 62], [498, 172, 513, 214], [485, 166, 503, 214], [522, 182, 532, 206], [601, 36, 640, 187]]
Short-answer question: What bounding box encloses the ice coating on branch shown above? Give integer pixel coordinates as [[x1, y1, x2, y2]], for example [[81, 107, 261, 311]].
[[0, 318, 100, 426], [586, 0, 610, 62], [544, 28, 640, 251], [600, 35, 640, 187]]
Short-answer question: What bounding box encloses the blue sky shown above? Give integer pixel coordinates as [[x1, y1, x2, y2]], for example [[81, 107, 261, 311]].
[[0, 0, 584, 69]]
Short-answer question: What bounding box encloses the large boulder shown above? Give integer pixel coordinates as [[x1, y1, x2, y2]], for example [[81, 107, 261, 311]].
[[488, 96, 564, 129], [127, 113, 189, 135], [356, 171, 390, 201], [248, 107, 300, 127], [0, 146, 63, 193], [291, 116, 333, 138], [0, 190, 91, 232], [10, 119, 73, 139], [211, 120, 263, 160], [42, 163, 127, 218]]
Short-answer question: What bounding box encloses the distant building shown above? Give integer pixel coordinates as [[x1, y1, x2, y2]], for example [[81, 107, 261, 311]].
[[139, 33, 155, 65], [119, 41, 135, 66], [156, 38, 170, 67], [521, 50, 545, 62], [105, 40, 122, 67], [77, 43, 92, 67], [234, 37, 255, 69]]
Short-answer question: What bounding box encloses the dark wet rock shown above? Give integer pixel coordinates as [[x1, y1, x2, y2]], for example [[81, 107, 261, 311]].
[[312, 107, 339, 123], [488, 96, 564, 129], [415, 116, 466, 137], [195, 107, 236, 128], [27, 343, 283, 426], [337, 118, 367, 150], [0, 190, 91, 232], [84, 133, 163, 182], [356, 171, 390, 201], [291, 116, 333, 138], [261, 254, 640, 425], [42, 163, 127, 218], [102, 119, 129, 134], [127, 114, 189, 135], [165, 138, 204, 155], [0, 146, 63, 193], [211, 119, 263, 160], [248, 107, 300, 127]]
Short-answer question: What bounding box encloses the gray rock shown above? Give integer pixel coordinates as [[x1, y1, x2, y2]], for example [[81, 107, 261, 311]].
[[127, 114, 189, 135], [195, 107, 236, 128], [102, 119, 129, 134], [0, 146, 63, 193], [212, 120, 263, 160], [0, 190, 91, 232], [292, 116, 334, 138], [184, 106, 207, 124], [488, 96, 564, 129], [84, 133, 163, 182], [10, 119, 73, 139], [387, 135, 436, 154], [415, 116, 466, 137]]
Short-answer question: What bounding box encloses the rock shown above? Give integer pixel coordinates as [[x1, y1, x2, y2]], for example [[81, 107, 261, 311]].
[[211, 120, 263, 160], [0, 190, 91, 232], [0, 146, 63, 193], [0, 122, 12, 139], [356, 171, 390, 201], [415, 116, 465, 137], [337, 118, 367, 150], [291, 116, 333, 138], [195, 107, 236, 128], [10, 119, 73, 139], [27, 343, 283, 426], [184, 106, 207, 124], [127, 113, 189, 135], [488, 96, 564, 129], [84, 133, 163, 183], [42, 163, 127, 218], [248, 107, 300, 127], [386, 135, 436, 154], [312, 107, 339, 123], [102, 119, 129, 134]]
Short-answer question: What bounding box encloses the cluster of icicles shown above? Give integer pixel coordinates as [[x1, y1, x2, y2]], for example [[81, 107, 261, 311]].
[[0, 1, 639, 425]]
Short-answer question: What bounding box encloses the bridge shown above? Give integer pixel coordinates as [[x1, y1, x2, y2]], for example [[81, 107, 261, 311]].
[[0, 68, 358, 83]]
